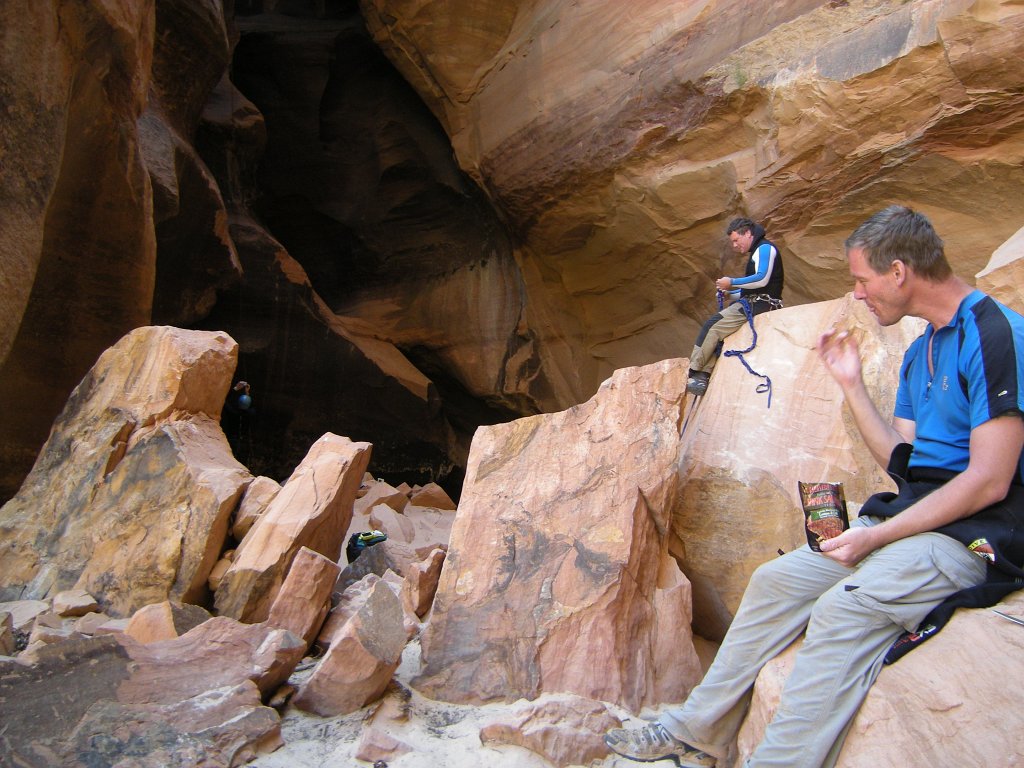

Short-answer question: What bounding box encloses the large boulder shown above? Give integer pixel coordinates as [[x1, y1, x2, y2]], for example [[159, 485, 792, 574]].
[[0, 326, 250, 616], [0, 617, 304, 767], [415, 358, 702, 712], [294, 576, 408, 717], [215, 432, 371, 623]]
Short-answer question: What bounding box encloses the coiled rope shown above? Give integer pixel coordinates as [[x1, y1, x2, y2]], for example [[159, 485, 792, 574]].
[[717, 290, 774, 408]]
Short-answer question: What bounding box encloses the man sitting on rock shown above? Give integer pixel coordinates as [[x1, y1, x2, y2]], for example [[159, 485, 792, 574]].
[[686, 217, 784, 396], [607, 205, 1024, 767]]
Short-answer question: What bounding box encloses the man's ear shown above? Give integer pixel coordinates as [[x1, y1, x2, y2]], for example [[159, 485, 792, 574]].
[[891, 259, 907, 286]]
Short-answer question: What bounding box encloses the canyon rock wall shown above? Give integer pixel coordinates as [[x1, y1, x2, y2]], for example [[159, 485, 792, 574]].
[[360, 0, 1024, 395], [0, 0, 158, 499], [3, 0, 1023, 503], [0, 239, 1022, 763]]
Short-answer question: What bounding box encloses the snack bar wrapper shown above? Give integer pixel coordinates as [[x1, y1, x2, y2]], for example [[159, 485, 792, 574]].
[[798, 481, 849, 552]]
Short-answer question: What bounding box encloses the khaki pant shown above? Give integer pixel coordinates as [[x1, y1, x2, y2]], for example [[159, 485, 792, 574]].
[[689, 302, 756, 375], [659, 518, 987, 768]]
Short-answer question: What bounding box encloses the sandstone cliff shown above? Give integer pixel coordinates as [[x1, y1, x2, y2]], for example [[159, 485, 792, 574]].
[[3, 255, 1024, 765], [3, 0, 1024, 501]]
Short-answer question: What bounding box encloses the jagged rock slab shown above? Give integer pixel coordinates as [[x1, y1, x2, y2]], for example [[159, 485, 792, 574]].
[[0, 326, 250, 616], [415, 358, 702, 711], [215, 433, 371, 623], [0, 615, 303, 767], [266, 546, 341, 650], [294, 577, 407, 717]]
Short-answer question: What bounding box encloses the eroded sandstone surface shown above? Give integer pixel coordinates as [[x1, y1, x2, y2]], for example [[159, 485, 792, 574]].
[[3, 2, 1024, 765], [4, 0, 1024, 499], [1, 237, 1023, 764]]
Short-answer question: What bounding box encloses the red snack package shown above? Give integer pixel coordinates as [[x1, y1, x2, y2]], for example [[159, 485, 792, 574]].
[[798, 481, 849, 552]]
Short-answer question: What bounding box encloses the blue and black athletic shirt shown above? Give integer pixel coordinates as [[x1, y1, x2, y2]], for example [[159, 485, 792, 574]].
[[728, 223, 784, 301], [895, 290, 1024, 483]]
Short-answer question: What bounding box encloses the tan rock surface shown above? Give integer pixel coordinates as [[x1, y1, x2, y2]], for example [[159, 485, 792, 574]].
[[354, 478, 410, 516], [673, 295, 923, 639], [215, 433, 372, 622], [208, 552, 234, 592], [0, 612, 14, 656], [0, 600, 50, 632], [402, 547, 446, 619], [369, 503, 417, 543], [124, 600, 213, 644], [294, 577, 407, 717], [408, 482, 456, 510], [737, 592, 1024, 766], [72, 612, 112, 636], [479, 694, 622, 767], [266, 546, 341, 650], [416, 358, 702, 711], [0, 326, 249, 615], [375, 502, 456, 558], [51, 589, 99, 618], [233, 475, 282, 540], [977, 223, 1024, 313], [354, 726, 415, 764]]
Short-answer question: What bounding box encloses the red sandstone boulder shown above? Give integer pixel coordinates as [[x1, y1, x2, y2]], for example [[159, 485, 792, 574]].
[[0, 326, 249, 616], [215, 432, 371, 622], [415, 358, 702, 712], [294, 577, 408, 717]]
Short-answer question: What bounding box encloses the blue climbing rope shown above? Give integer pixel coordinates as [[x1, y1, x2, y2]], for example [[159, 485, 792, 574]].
[[717, 291, 773, 408]]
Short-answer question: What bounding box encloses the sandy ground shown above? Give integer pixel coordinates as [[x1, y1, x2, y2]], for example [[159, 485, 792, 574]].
[[249, 638, 658, 768]]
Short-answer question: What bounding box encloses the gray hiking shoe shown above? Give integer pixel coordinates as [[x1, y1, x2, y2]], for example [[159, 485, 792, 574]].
[[686, 371, 710, 396], [603, 722, 716, 766]]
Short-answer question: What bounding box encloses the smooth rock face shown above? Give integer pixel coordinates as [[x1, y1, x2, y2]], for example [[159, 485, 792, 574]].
[[416, 359, 702, 711], [0, 326, 249, 615], [294, 577, 407, 717], [672, 294, 923, 639], [736, 591, 1024, 766], [215, 433, 371, 623], [0, 1, 157, 502], [352, 0, 1024, 423], [0, 616, 301, 768]]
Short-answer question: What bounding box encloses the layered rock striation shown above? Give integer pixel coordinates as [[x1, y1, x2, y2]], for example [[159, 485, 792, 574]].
[[4, 1, 1024, 499]]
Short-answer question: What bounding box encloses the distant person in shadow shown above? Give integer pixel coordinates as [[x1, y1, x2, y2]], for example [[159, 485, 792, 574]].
[[686, 217, 784, 396], [607, 206, 1024, 767], [223, 380, 254, 464]]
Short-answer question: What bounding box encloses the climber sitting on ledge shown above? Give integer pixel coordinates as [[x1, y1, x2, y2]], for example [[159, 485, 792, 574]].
[[686, 217, 784, 396]]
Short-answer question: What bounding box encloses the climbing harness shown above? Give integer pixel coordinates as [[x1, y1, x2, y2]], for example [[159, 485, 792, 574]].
[[718, 290, 782, 408]]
